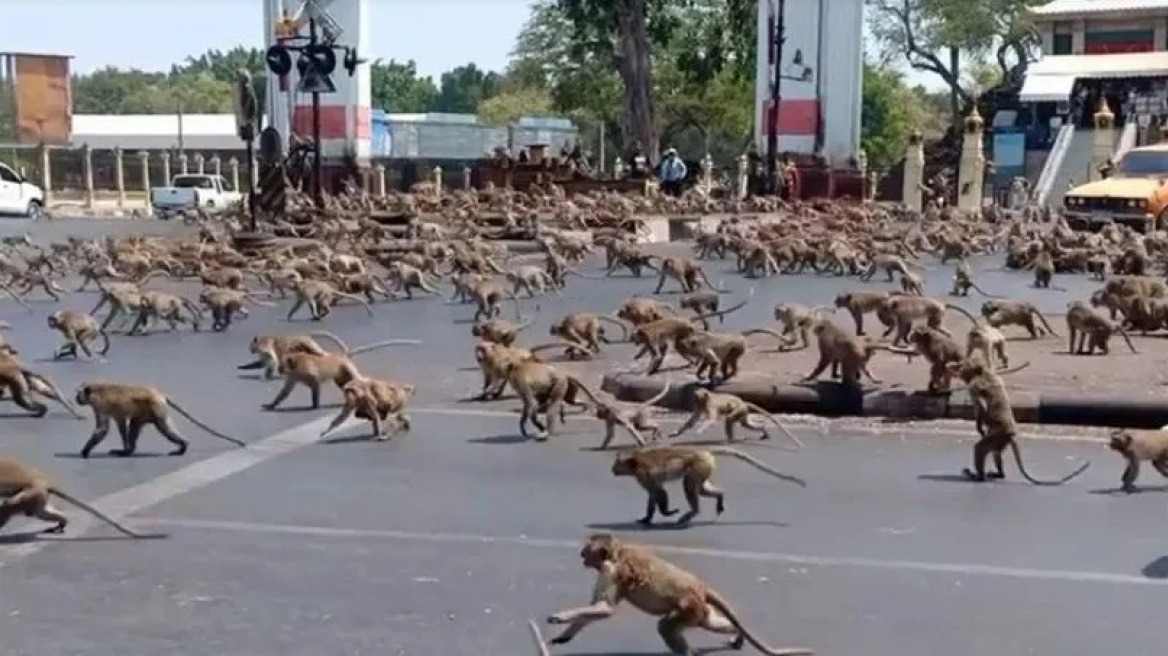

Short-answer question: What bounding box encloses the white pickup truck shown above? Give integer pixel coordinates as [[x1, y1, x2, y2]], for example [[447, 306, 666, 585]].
[[150, 174, 241, 219], [0, 160, 45, 219]]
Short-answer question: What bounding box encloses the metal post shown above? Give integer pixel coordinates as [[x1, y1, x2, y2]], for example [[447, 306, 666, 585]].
[[246, 138, 256, 231], [310, 17, 324, 207], [765, 0, 785, 195], [177, 98, 186, 155]]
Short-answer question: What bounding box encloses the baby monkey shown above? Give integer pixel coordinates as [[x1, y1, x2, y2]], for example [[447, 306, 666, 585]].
[[612, 445, 807, 526], [594, 382, 671, 449], [47, 310, 110, 360], [1108, 428, 1168, 493], [544, 533, 815, 655]]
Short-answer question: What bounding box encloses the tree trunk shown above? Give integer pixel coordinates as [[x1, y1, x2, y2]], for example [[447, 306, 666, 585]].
[[614, 0, 659, 162], [948, 47, 962, 125]]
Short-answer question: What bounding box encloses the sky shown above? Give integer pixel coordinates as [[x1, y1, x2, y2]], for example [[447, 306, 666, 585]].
[[0, 0, 942, 89], [0, 0, 532, 80]]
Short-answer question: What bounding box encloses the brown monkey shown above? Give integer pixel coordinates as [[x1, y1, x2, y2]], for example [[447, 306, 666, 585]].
[[668, 389, 803, 448], [949, 259, 999, 298], [506, 264, 558, 297], [544, 533, 815, 655], [467, 278, 520, 321], [318, 377, 415, 440], [263, 352, 365, 410], [612, 445, 806, 526], [615, 297, 676, 326], [472, 317, 532, 346], [505, 359, 604, 440], [1102, 275, 1168, 299], [594, 382, 671, 449], [549, 312, 629, 357], [949, 357, 1091, 485], [802, 320, 892, 387], [653, 256, 724, 294], [12, 270, 65, 301], [0, 456, 164, 539], [1108, 428, 1168, 493], [287, 280, 375, 321], [679, 290, 723, 328], [201, 287, 276, 331], [473, 341, 565, 401], [92, 283, 145, 332], [1065, 300, 1138, 355], [385, 261, 443, 299], [948, 304, 1011, 372], [630, 300, 751, 374], [860, 253, 923, 282], [0, 353, 80, 418], [197, 264, 247, 289], [1025, 247, 1064, 290], [47, 310, 110, 359], [902, 326, 964, 393], [833, 290, 893, 336], [240, 332, 417, 380], [765, 304, 833, 350], [334, 271, 397, 302], [880, 295, 957, 346], [980, 299, 1059, 338], [74, 382, 246, 458], [674, 331, 748, 382], [126, 290, 204, 334], [899, 271, 925, 296]]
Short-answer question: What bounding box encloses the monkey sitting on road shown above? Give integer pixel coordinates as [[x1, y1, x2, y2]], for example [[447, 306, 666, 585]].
[[543, 533, 815, 655], [0, 456, 164, 539], [949, 258, 999, 298], [668, 389, 803, 449], [611, 445, 807, 526], [1107, 428, 1168, 494], [47, 310, 110, 360], [949, 357, 1090, 485], [74, 382, 246, 458], [319, 377, 415, 441]]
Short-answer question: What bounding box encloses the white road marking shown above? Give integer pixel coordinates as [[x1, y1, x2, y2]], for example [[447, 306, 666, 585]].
[[0, 403, 1101, 568], [133, 516, 1167, 587]]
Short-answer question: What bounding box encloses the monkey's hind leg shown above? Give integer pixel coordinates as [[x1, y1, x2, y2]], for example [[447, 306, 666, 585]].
[[962, 437, 994, 482], [153, 417, 190, 456]]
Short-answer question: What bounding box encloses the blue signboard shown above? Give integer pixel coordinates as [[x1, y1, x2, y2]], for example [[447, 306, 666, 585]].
[[371, 110, 392, 157], [992, 131, 1026, 179]]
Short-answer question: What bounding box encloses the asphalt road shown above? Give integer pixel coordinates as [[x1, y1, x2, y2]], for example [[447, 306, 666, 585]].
[[0, 220, 1152, 656]]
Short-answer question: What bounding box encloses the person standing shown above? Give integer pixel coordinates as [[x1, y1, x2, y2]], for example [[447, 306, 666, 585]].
[[658, 148, 687, 196]]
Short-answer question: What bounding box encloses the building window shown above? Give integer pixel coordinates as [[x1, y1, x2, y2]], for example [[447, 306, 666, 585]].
[[1053, 33, 1073, 54]]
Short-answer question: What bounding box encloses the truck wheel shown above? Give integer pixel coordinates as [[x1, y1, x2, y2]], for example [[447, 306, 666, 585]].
[[24, 200, 43, 220]]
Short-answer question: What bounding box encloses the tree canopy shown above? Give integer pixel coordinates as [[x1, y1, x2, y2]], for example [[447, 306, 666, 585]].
[[52, 0, 1045, 167]]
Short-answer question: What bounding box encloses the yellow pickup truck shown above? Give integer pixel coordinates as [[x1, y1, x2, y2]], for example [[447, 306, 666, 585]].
[[1063, 144, 1168, 232]]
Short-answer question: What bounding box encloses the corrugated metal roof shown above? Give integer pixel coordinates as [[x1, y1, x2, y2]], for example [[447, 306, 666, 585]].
[[1032, 0, 1168, 16], [1029, 51, 1168, 77]]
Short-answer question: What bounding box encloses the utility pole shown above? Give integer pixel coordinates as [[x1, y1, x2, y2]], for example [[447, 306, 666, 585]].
[[765, 0, 785, 195], [308, 17, 324, 206]]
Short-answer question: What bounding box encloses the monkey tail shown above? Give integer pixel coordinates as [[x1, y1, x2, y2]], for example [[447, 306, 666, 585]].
[[349, 339, 423, 355], [0, 282, 33, 314], [1031, 309, 1061, 337], [970, 282, 1003, 299], [48, 488, 166, 539], [340, 293, 376, 317], [695, 293, 751, 324], [741, 327, 786, 340], [24, 372, 83, 419], [307, 330, 351, 354], [596, 315, 630, 341], [704, 591, 815, 656], [1008, 440, 1091, 486], [527, 619, 551, 656], [698, 268, 729, 293], [945, 303, 979, 325], [166, 399, 247, 447], [636, 380, 672, 409], [746, 403, 805, 450], [1117, 326, 1139, 354], [707, 446, 806, 487], [180, 296, 205, 323], [96, 328, 111, 356]]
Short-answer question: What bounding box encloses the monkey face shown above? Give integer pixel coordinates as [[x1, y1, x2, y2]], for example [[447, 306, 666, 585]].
[[979, 302, 999, 318], [833, 294, 850, 308], [580, 534, 616, 570], [46, 314, 60, 329], [74, 385, 91, 406], [610, 454, 638, 477], [1108, 432, 1131, 453], [470, 323, 485, 337]]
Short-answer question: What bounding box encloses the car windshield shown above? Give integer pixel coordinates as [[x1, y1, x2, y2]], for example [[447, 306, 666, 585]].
[[171, 176, 214, 189], [1115, 151, 1168, 176]]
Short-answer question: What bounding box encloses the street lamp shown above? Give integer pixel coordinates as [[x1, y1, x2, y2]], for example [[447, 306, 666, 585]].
[[764, 0, 815, 195]]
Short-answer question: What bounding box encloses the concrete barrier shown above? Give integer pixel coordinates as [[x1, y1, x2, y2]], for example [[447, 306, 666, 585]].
[[601, 373, 1168, 429]]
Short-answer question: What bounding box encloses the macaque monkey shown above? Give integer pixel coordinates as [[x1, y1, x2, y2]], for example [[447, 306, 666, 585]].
[[264, 352, 364, 410], [860, 253, 922, 282], [980, 299, 1059, 338], [240, 333, 419, 380], [899, 271, 925, 296], [668, 389, 803, 449], [594, 382, 671, 449], [126, 290, 204, 334], [880, 295, 956, 346], [47, 310, 110, 359], [334, 272, 396, 302], [1025, 247, 1062, 290], [473, 341, 565, 401], [0, 353, 80, 418], [653, 256, 724, 294], [506, 264, 558, 297], [472, 317, 532, 347], [949, 357, 1090, 485], [802, 320, 891, 387], [0, 456, 165, 539], [833, 291, 892, 336], [467, 278, 521, 321], [611, 445, 806, 526], [287, 280, 375, 321], [949, 259, 999, 297], [548, 312, 629, 357], [1108, 428, 1168, 493], [679, 290, 723, 328], [543, 533, 815, 655], [385, 261, 443, 299], [74, 382, 246, 458], [319, 377, 415, 441], [200, 287, 276, 331], [1065, 300, 1138, 355], [615, 297, 675, 326], [505, 360, 603, 440]]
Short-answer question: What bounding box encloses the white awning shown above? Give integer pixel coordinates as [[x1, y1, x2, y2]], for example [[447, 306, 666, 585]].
[[1029, 52, 1168, 79], [1033, 0, 1168, 16], [1020, 74, 1076, 103]]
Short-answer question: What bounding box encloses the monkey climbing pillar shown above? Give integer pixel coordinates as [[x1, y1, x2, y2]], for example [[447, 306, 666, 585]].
[[957, 108, 985, 212]]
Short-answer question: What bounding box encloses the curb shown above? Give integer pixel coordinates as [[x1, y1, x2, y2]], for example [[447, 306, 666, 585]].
[[600, 373, 1168, 430]]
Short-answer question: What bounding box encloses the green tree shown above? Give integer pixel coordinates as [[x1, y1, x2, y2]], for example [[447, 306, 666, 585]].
[[867, 0, 1041, 121], [861, 63, 922, 167], [369, 59, 438, 113], [71, 67, 169, 113], [478, 88, 554, 126], [168, 47, 268, 110], [432, 64, 502, 114]]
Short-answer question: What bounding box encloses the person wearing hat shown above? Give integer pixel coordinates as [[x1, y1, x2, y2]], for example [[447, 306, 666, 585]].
[[658, 147, 687, 196]]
